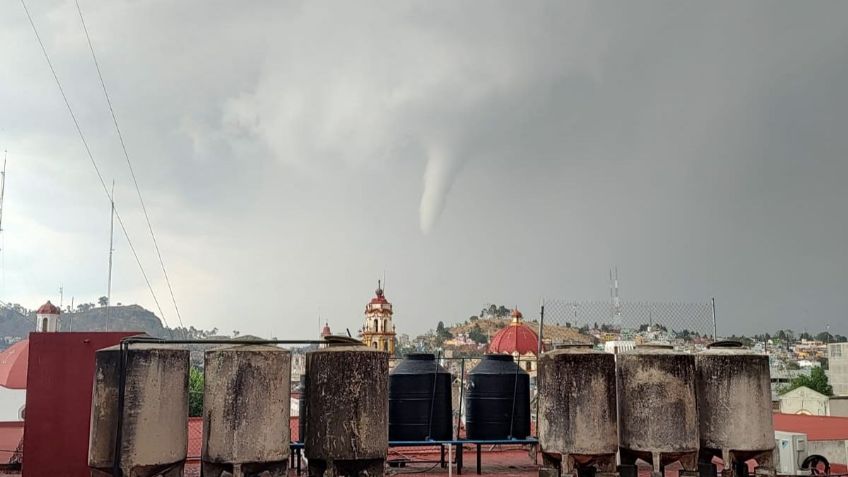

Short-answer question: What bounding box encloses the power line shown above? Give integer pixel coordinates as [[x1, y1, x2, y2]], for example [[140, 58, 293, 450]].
[[74, 0, 184, 329], [19, 0, 170, 329]]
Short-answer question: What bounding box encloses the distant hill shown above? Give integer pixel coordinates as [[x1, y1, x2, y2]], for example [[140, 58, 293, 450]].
[[0, 307, 35, 338], [57, 305, 168, 337], [449, 316, 593, 345], [0, 304, 169, 339]]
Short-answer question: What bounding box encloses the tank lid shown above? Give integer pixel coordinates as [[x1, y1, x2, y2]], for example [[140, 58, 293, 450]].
[[706, 340, 744, 349], [636, 343, 674, 349], [323, 335, 366, 347], [554, 343, 592, 350], [483, 354, 514, 362], [405, 353, 436, 361]]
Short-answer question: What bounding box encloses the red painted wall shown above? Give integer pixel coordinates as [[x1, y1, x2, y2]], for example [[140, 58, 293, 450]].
[[22, 332, 140, 477]]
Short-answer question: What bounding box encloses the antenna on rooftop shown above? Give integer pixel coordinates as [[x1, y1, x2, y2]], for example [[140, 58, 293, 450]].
[[106, 180, 115, 331], [0, 152, 6, 238], [0, 152, 7, 295]]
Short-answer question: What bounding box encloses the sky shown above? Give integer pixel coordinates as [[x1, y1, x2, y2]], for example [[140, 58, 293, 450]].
[[1, 1, 846, 339]]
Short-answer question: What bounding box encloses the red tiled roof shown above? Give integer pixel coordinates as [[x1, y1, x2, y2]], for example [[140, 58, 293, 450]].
[[0, 341, 28, 390], [36, 301, 60, 315], [773, 412, 848, 441]]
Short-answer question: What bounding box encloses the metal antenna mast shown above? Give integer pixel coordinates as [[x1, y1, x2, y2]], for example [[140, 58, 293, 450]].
[[106, 180, 115, 331], [0, 152, 6, 295], [610, 267, 621, 326], [0, 152, 6, 238]]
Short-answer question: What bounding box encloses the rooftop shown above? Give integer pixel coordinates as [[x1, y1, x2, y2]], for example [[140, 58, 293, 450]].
[[772, 412, 848, 441]]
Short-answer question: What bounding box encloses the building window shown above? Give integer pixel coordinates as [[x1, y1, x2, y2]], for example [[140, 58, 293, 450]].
[[374, 319, 379, 331], [372, 342, 378, 349], [41, 318, 48, 332]]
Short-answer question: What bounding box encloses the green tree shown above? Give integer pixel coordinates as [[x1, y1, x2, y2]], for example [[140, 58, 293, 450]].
[[98, 296, 109, 307], [189, 367, 204, 417], [815, 332, 834, 342], [780, 367, 833, 396], [468, 325, 487, 344]]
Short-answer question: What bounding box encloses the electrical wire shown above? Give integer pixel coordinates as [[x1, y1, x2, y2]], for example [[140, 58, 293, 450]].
[[74, 0, 184, 329], [19, 0, 170, 329]]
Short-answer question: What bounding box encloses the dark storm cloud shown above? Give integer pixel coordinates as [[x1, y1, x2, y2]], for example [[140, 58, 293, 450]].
[[1, 1, 846, 336]]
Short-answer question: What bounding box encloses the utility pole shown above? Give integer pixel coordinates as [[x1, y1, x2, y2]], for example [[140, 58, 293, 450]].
[[106, 180, 115, 331], [0, 152, 6, 240]]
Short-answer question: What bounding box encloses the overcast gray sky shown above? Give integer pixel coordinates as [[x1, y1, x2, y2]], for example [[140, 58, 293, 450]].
[[1, 1, 846, 338]]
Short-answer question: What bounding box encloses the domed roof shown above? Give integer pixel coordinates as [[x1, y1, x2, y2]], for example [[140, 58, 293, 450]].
[[369, 286, 389, 305], [489, 308, 540, 356], [320, 322, 332, 337], [36, 301, 60, 315]]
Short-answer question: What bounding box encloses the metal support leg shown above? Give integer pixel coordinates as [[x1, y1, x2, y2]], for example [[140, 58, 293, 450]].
[[457, 444, 464, 475], [441, 444, 446, 468], [297, 449, 302, 474]]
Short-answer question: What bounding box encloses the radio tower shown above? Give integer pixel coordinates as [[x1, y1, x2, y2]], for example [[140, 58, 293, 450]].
[[609, 267, 621, 326]]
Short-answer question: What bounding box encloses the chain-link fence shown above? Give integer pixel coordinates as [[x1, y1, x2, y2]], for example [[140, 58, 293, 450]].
[[540, 299, 717, 346]]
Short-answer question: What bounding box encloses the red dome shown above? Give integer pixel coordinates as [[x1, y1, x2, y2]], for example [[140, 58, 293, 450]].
[[369, 287, 389, 305], [489, 310, 540, 356], [36, 301, 60, 315], [321, 322, 332, 337]]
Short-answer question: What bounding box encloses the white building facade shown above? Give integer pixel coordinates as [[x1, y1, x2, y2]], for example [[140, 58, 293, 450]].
[[828, 343, 848, 396]]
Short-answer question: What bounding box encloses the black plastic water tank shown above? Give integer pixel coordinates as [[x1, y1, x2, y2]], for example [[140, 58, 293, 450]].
[[465, 354, 530, 440], [389, 353, 453, 441]]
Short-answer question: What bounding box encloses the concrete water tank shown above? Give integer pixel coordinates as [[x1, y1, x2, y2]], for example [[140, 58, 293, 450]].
[[88, 344, 189, 477], [304, 343, 388, 476], [617, 344, 699, 474], [538, 344, 617, 475], [202, 345, 292, 477], [695, 341, 774, 473]]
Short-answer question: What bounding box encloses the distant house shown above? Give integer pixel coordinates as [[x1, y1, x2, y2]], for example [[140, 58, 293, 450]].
[[773, 413, 848, 468], [779, 386, 830, 416]]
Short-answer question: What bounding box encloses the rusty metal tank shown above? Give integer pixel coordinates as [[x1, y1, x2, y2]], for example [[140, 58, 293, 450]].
[[88, 344, 189, 477], [695, 341, 774, 473], [538, 344, 617, 474], [616, 344, 699, 473], [304, 341, 389, 476], [202, 345, 291, 477]]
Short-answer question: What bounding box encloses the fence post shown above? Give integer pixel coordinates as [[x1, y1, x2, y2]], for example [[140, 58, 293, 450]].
[[711, 297, 717, 340], [535, 298, 544, 440]]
